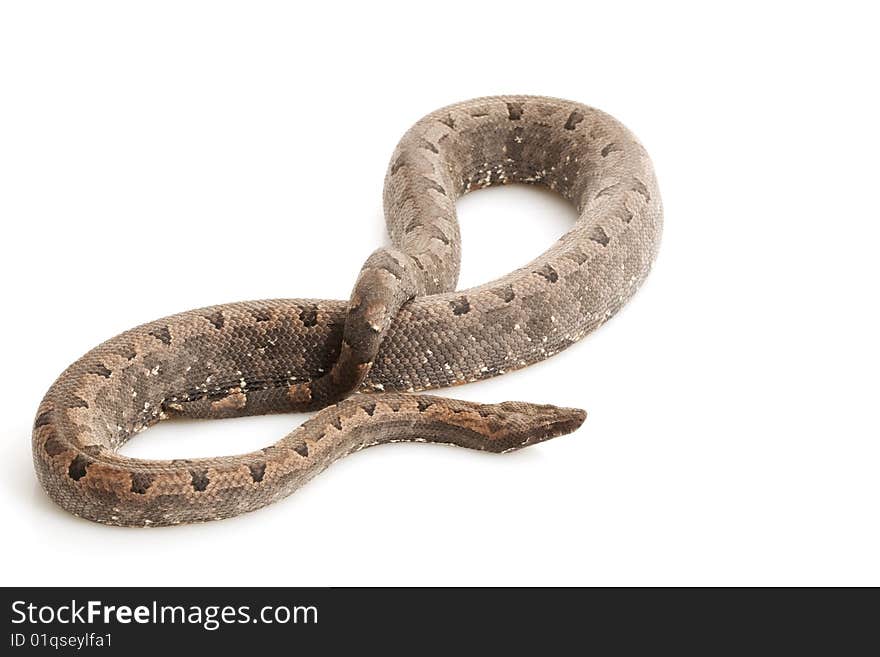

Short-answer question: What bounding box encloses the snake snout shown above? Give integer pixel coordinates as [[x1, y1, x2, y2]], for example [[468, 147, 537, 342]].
[[528, 406, 587, 443]]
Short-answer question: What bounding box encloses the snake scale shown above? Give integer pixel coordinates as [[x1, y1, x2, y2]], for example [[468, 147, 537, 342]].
[[32, 96, 662, 526]]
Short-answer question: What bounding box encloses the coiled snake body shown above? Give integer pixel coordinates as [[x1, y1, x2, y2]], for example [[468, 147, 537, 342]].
[[32, 96, 662, 526]]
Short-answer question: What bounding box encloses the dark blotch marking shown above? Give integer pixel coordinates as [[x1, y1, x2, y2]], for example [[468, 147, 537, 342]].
[[34, 411, 53, 429], [330, 416, 343, 431], [417, 399, 434, 412], [565, 110, 585, 130], [507, 102, 523, 120], [405, 219, 423, 234], [470, 110, 488, 117], [253, 309, 271, 322], [390, 157, 406, 175], [248, 462, 266, 483], [69, 396, 89, 409], [68, 455, 90, 481], [206, 311, 225, 329], [375, 266, 402, 289], [363, 401, 376, 416], [439, 115, 455, 129], [293, 442, 309, 458], [190, 469, 210, 492], [622, 209, 634, 224], [299, 306, 319, 327], [424, 224, 450, 245], [589, 226, 610, 246], [88, 363, 112, 378], [450, 297, 471, 315], [422, 176, 447, 196], [418, 138, 438, 153], [491, 285, 515, 303], [564, 248, 588, 265], [370, 250, 406, 279], [534, 264, 559, 283], [44, 436, 66, 457], [601, 143, 621, 157], [130, 472, 154, 494], [631, 178, 651, 201], [506, 126, 525, 162], [596, 182, 622, 199], [149, 326, 172, 345]]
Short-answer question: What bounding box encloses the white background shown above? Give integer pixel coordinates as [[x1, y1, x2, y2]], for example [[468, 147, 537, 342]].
[[1, 2, 877, 586]]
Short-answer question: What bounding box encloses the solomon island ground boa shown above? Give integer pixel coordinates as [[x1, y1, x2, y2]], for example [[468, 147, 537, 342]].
[[32, 96, 662, 526]]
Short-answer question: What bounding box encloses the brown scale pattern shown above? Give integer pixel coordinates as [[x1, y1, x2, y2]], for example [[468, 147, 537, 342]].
[[32, 96, 662, 526]]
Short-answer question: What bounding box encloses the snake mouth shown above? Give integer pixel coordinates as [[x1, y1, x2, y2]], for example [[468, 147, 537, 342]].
[[540, 407, 587, 441]]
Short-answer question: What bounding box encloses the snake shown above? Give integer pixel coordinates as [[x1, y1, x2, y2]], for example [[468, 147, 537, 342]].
[[32, 96, 662, 526]]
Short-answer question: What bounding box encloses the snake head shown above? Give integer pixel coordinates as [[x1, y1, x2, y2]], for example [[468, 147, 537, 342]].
[[462, 400, 587, 453], [499, 401, 586, 452]]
